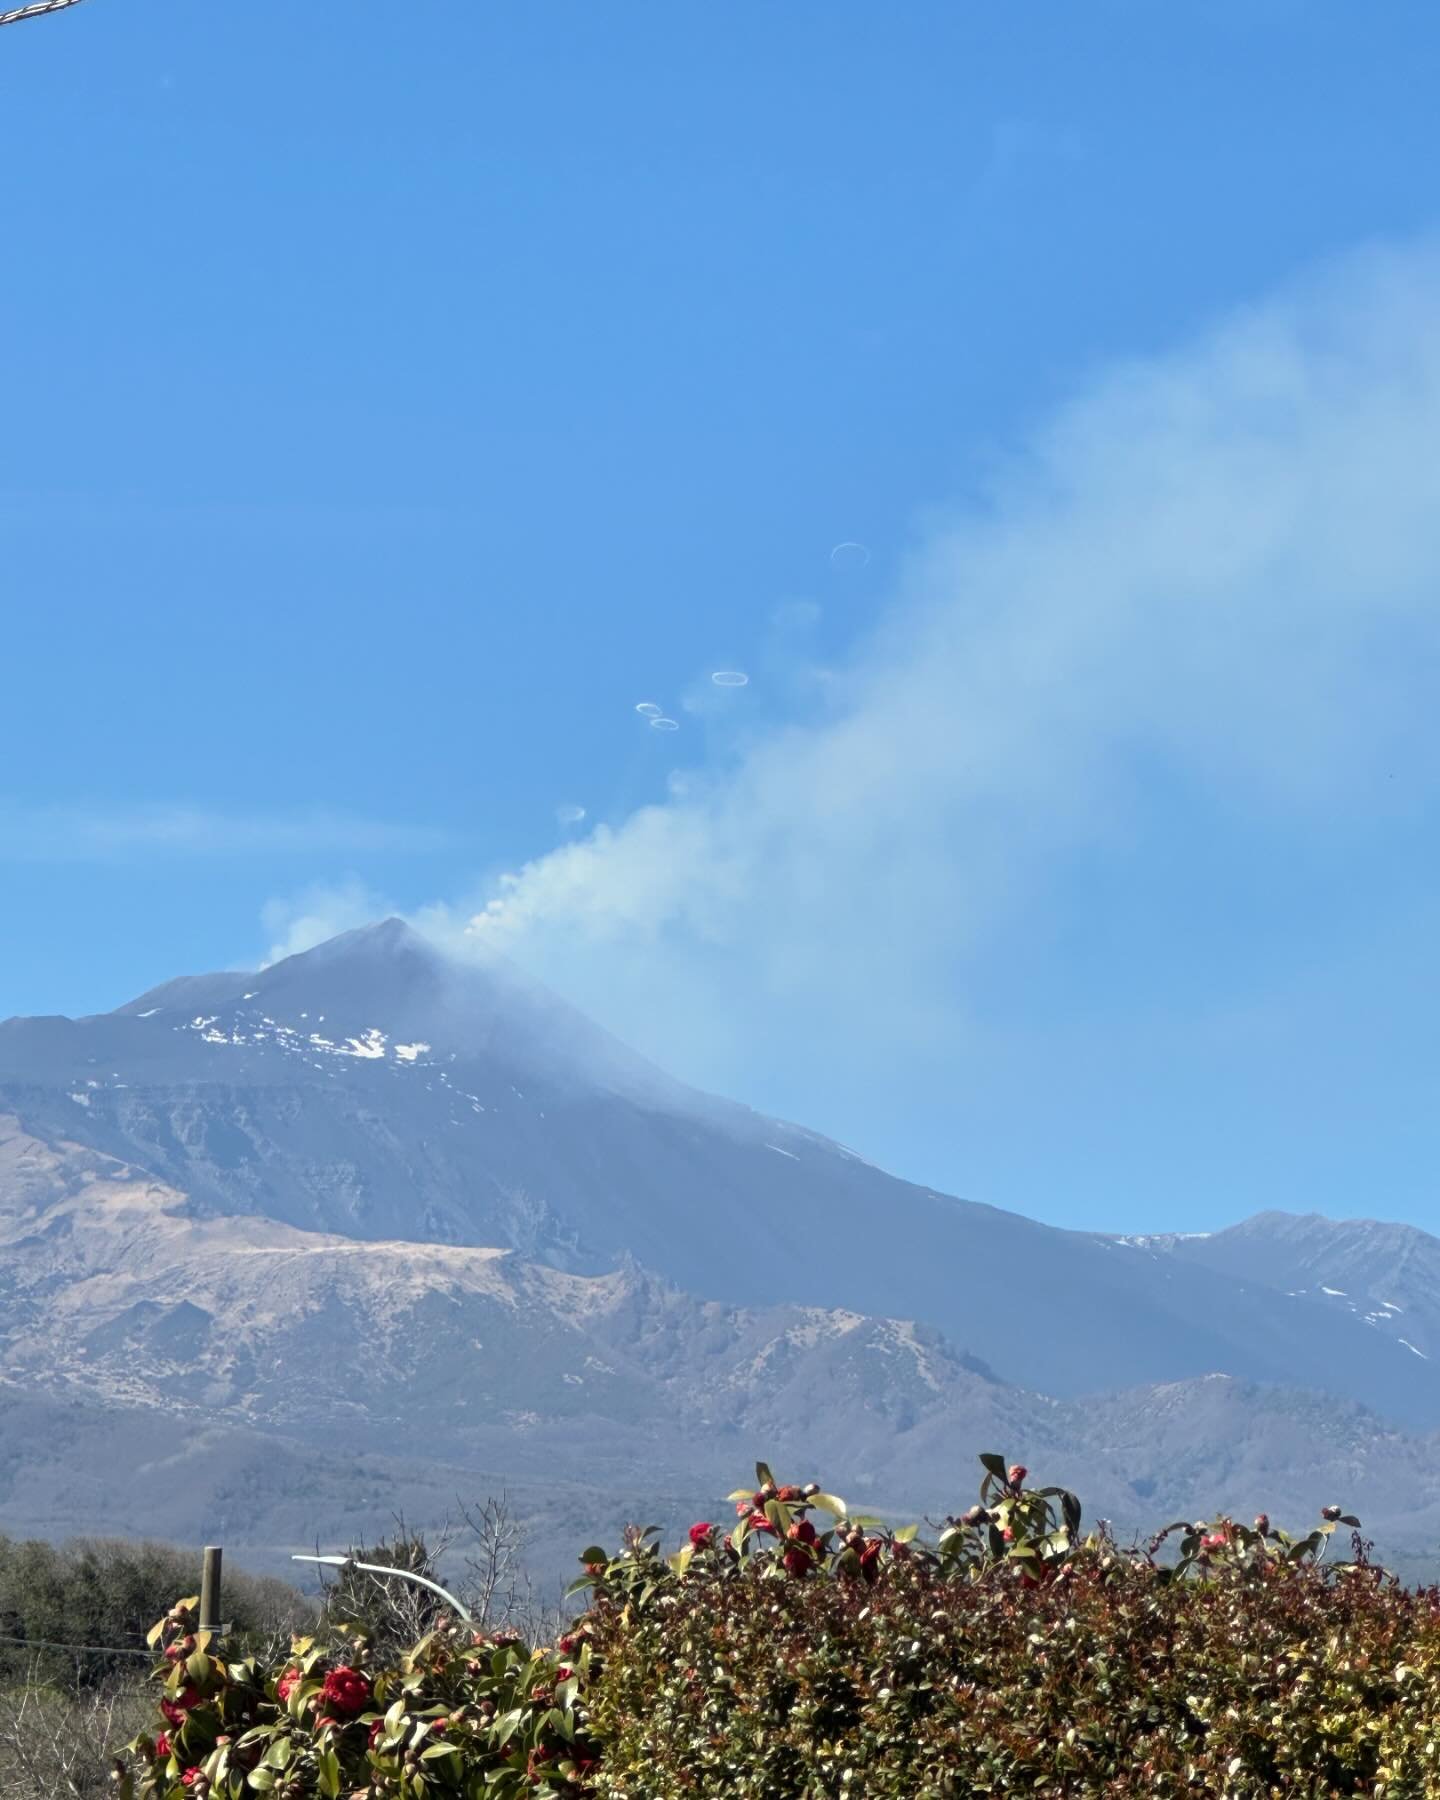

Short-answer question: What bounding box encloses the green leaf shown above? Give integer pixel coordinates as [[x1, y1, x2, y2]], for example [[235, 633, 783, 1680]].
[[979, 1453, 1008, 1481], [755, 1461, 775, 1489], [808, 1493, 847, 1517], [316, 1747, 341, 1800], [422, 1741, 458, 1761], [765, 1499, 794, 1536], [727, 1488, 754, 1502], [577, 1546, 607, 1565], [893, 1524, 920, 1544], [247, 1771, 276, 1792]]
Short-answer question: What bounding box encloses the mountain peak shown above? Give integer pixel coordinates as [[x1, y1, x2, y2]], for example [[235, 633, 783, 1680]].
[[305, 917, 429, 961], [273, 916, 446, 986], [106, 918, 690, 1107]]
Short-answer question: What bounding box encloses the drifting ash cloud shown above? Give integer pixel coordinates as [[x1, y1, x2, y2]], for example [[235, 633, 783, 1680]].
[[451, 245, 1440, 1092]]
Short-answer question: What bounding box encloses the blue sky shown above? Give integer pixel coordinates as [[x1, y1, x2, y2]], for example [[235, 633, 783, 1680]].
[[5, 1, 1440, 1233]]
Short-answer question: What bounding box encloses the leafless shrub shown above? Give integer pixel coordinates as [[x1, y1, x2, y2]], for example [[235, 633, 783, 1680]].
[[0, 1664, 149, 1800], [457, 1492, 568, 1644], [312, 1494, 567, 1653]]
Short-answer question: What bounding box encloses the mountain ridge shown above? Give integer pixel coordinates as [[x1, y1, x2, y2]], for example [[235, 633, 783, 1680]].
[[2, 921, 1436, 1418], [3, 922, 1440, 1580], [3, 1110, 1437, 1581]]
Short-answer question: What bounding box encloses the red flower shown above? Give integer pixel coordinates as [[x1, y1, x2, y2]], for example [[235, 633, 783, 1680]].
[[1001, 1526, 1015, 1543], [160, 1686, 200, 1728], [1201, 1531, 1227, 1550], [1007, 1464, 1027, 1487], [556, 1666, 574, 1681], [1254, 1513, 1271, 1533], [368, 1721, 386, 1749], [688, 1521, 714, 1547], [181, 1772, 203, 1790], [786, 1519, 816, 1546], [776, 1484, 804, 1503], [153, 1733, 170, 1758], [782, 1546, 811, 1578], [1322, 1505, 1343, 1522], [746, 1510, 775, 1534], [430, 1718, 447, 1735], [314, 1716, 343, 1734], [557, 1634, 579, 1654], [320, 1666, 372, 1717], [276, 1668, 303, 1704]]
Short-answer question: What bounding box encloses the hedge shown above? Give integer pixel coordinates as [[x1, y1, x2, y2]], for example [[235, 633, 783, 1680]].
[[118, 1456, 1440, 1799]]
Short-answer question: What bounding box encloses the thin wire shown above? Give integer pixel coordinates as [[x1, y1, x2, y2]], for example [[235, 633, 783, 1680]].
[[0, 1633, 151, 1660], [0, 0, 91, 26]]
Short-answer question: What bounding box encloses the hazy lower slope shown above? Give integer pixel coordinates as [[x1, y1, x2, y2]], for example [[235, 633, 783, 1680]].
[[1, 1115, 1437, 1582]]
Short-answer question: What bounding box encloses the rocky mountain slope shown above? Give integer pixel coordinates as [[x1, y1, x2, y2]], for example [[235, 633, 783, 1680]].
[[2, 921, 1438, 1581], [2, 1113, 1437, 1582], [2, 921, 1436, 1426]]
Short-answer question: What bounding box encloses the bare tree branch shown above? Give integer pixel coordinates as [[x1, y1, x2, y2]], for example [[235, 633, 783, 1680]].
[[0, 0, 91, 28]]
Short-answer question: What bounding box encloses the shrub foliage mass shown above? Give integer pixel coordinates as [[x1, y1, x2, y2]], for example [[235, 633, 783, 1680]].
[[121, 1457, 1440, 1798]]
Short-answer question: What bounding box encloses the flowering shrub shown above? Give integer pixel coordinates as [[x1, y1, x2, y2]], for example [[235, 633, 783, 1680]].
[[123, 1605, 597, 1798], [122, 1457, 1440, 1798]]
